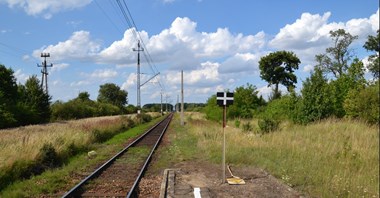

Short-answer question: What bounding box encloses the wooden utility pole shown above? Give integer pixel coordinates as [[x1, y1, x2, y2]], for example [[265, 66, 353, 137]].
[[37, 53, 53, 94]]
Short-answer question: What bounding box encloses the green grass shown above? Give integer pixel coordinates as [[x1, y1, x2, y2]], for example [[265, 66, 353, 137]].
[[153, 112, 379, 198], [149, 114, 199, 173], [0, 116, 163, 197]]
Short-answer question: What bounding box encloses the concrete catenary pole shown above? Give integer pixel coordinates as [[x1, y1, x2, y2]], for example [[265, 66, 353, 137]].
[[180, 70, 184, 125]]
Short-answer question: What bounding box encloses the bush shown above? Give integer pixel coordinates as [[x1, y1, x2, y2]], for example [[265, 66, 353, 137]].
[[297, 69, 334, 124], [121, 117, 135, 130], [135, 113, 152, 124], [242, 122, 253, 132], [203, 96, 222, 122], [234, 119, 241, 128], [260, 93, 300, 121], [0, 143, 61, 191], [36, 143, 61, 170], [0, 160, 36, 191], [91, 129, 114, 143], [258, 118, 280, 134], [344, 81, 379, 124]]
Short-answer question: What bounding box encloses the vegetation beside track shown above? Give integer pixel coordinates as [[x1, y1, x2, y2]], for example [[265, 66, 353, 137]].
[[153, 112, 379, 197], [0, 114, 162, 197]]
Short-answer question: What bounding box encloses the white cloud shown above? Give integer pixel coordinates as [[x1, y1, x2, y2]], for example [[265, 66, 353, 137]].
[[98, 28, 148, 65], [89, 69, 118, 79], [162, 0, 175, 4], [258, 86, 272, 98], [269, 9, 379, 71], [33, 31, 101, 62], [219, 52, 262, 74], [303, 64, 314, 73], [0, 0, 92, 19], [166, 61, 220, 86], [14, 69, 29, 83], [30, 11, 379, 103], [70, 80, 90, 87], [270, 12, 332, 50], [51, 63, 69, 72], [99, 17, 266, 69], [121, 73, 137, 90], [1, 29, 11, 34], [33, 17, 266, 72]]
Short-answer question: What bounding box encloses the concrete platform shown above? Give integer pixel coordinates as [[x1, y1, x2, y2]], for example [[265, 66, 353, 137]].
[[160, 169, 212, 198]]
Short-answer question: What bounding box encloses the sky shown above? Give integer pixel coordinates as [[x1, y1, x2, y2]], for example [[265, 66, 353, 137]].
[[0, 0, 379, 106]]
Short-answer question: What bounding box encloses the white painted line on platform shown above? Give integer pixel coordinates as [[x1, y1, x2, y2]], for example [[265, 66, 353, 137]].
[[194, 187, 201, 198]]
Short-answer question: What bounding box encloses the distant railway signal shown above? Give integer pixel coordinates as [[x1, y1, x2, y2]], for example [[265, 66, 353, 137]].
[[216, 92, 234, 183], [217, 92, 234, 107]]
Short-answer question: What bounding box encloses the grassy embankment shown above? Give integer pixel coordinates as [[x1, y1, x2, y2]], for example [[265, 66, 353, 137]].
[[0, 113, 162, 197], [155, 112, 379, 197]]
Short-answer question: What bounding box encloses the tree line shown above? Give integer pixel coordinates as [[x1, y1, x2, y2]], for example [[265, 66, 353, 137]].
[[204, 29, 379, 126], [0, 68, 133, 129]]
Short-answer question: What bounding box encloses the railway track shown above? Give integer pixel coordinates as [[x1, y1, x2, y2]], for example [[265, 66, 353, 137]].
[[62, 113, 173, 198]]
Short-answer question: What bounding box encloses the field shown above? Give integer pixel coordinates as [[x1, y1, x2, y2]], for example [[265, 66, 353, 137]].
[[0, 115, 132, 169], [0, 112, 378, 197], [0, 113, 162, 195], [155, 112, 379, 197]]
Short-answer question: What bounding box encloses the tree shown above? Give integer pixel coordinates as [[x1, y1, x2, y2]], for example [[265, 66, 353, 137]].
[[97, 83, 128, 108], [203, 95, 222, 122], [344, 81, 379, 124], [363, 29, 380, 79], [18, 76, 51, 124], [77, 91, 91, 102], [298, 68, 333, 124], [327, 58, 366, 118], [315, 29, 358, 78], [228, 83, 265, 118], [0, 64, 18, 128], [259, 51, 300, 100]]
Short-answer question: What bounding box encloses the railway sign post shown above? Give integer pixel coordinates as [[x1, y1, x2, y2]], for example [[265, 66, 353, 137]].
[[216, 92, 234, 183]]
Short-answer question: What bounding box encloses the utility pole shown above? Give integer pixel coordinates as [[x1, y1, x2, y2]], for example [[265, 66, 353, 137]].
[[160, 91, 163, 115], [133, 40, 144, 110], [181, 70, 184, 125], [177, 95, 179, 112], [165, 95, 169, 113], [37, 53, 53, 94]]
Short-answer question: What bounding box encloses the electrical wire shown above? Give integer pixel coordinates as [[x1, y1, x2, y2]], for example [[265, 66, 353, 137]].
[[94, 0, 124, 34], [115, 0, 165, 92]]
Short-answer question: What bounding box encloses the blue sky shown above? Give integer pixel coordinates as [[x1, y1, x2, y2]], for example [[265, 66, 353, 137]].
[[0, 0, 378, 106]]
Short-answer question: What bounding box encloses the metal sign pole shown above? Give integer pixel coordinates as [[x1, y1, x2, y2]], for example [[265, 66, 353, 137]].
[[222, 105, 226, 183], [216, 91, 233, 184]]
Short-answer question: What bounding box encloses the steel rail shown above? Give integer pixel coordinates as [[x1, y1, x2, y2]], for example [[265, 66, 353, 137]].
[[127, 113, 173, 197], [61, 113, 172, 198]]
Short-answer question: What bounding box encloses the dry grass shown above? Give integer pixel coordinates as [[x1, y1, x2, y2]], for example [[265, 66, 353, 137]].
[[186, 112, 379, 197], [0, 115, 129, 169]]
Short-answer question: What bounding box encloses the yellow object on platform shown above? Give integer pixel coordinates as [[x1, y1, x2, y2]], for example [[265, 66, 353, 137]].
[[227, 177, 246, 185]]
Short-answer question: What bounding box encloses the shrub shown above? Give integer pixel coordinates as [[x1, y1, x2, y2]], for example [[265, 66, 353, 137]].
[[297, 69, 333, 124], [260, 93, 300, 121], [203, 95, 222, 122], [258, 118, 280, 134], [242, 122, 253, 132], [234, 119, 241, 128], [36, 143, 61, 170], [135, 113, 152, 124], [344, 81, 379, 124], [91, 129, 114, 143], [121, 117, 135, 130]]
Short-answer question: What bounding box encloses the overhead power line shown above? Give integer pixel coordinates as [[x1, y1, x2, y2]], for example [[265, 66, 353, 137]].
[[115, 0, 164, 91]]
